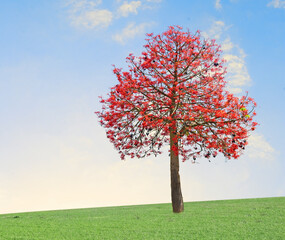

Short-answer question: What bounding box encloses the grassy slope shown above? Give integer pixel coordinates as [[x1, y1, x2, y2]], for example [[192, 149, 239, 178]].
[[0, 197, 284, 240]]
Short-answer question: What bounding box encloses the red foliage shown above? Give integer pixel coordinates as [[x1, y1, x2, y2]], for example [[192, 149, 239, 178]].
[[96, 26, 258, 162]]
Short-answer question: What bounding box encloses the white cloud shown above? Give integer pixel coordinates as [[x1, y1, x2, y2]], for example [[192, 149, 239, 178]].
[[142, 0, 162, 10], [204, 21, 251, 93], [66, 0, 113, 29], [267, 0, 285, 8], [221, 37, 234, 51], [117, 1, 142, 17], [112, 22, 152, 44], [202, 21, 228, 40], [73, 9, 113, 28], [247, 133, 276, 161], [65, 0, 159, 38], [223, 52, 251, 88], [215, 0, 222, 10], [66, 0, 102, 13]]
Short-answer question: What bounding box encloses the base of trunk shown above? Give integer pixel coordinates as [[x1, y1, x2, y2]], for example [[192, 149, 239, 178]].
[[172, 198, 184, 213], [171, 170, 184, 213]]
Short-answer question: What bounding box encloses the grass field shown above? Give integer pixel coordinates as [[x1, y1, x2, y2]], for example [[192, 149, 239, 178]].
[[0, 197, 284, 240]]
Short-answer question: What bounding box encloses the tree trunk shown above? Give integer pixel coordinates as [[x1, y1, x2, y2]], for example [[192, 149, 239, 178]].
[[170, 129, 184, 213]]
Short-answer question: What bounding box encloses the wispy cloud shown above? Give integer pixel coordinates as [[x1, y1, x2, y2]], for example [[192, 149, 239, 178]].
[[203, 21, 251, 94], [65, 0, 159, 43], [73, 9, 113, 28], [223, 49, 251, 93], [112, 22, 153, 44], [221, 37, 234, 51], [117, 1, 142, 17], [66, 0, 113, 29], [215, 0, 222, 10], [247, 133, 276, 161], [267, 0, 285, 8], [67, 0, 102, 13], [146, 0, 162, 2], [203, 21, 230, 40]]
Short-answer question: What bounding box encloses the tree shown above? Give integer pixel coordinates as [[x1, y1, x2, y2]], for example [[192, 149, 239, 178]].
[[96, 26, 258, 213]]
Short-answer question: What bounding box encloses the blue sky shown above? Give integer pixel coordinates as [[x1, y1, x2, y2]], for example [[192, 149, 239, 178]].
[[0, 0, 284, 214]]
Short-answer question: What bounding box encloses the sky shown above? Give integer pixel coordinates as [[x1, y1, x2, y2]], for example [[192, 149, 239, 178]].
[[0, 0, 284, 214]]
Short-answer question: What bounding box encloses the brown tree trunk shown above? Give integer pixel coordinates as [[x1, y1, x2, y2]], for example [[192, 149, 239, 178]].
[[170, 129, 184, 213]]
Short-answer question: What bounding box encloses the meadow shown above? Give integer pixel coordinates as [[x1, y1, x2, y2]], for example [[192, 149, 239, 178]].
[[0, 197, 284, 240]]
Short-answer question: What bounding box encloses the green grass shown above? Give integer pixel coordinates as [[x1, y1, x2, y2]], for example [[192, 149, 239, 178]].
[[0, 197, 284, 240]]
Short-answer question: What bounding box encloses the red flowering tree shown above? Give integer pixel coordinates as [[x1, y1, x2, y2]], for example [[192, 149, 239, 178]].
[[96, 26, 257, 213]]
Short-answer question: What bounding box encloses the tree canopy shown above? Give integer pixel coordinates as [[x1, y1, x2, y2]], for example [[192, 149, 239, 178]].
[[96, 26, 257, 163]]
